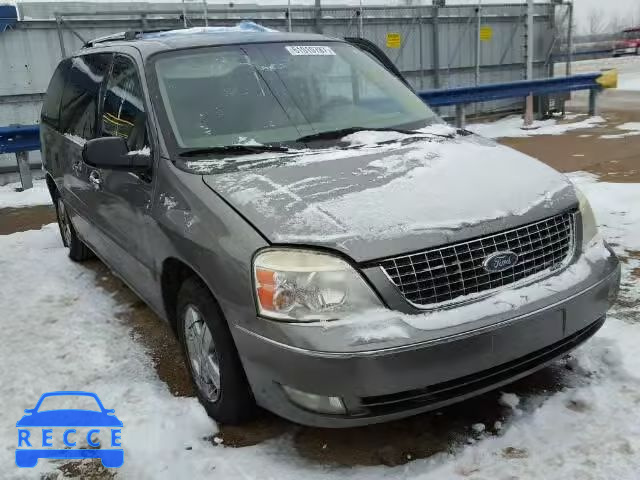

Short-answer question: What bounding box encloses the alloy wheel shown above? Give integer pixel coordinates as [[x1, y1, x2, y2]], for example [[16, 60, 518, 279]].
[[183, 305, 221, 402]]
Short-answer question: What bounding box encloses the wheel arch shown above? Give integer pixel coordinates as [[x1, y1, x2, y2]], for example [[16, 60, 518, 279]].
[[45, 173, 59, 202], [160, 257, 223, 332]]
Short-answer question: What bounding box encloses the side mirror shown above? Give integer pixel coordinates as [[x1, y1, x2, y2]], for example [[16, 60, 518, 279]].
[[83, 137, 151, 171]]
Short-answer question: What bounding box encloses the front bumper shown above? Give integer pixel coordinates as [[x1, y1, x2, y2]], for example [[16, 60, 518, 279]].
[[234, 243, 620, 427]]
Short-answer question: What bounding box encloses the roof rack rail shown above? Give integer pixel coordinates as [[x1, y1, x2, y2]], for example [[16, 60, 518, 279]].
[[83, 32, 126, 48], [82, 28, 175, 48]]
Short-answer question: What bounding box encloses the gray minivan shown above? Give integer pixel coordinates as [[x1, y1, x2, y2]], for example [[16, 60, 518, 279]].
[[41, 23, 621, 427]]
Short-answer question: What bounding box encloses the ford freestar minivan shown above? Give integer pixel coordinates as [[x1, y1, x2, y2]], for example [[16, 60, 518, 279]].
[[41, 23, 621, 427]]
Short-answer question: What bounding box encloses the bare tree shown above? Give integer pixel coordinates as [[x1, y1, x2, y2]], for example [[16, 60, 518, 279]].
[[587, 7, 606, 35], [607, 14, 634, 33]]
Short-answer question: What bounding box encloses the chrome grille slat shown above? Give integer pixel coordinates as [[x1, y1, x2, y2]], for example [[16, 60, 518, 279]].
[[378, 212, 576, 307], [392, 234, 573, 285]]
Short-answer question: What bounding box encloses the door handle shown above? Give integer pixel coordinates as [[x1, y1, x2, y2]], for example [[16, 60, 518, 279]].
[[89, 170, 102, 190]]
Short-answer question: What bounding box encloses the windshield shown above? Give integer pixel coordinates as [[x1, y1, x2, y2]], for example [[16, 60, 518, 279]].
[[622, 30, 640, 40], [151, 42, 438, 152]]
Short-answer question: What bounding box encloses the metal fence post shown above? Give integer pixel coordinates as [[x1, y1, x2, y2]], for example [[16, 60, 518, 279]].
[[475, 6, 481, 86], [432, 5, 441, 90], [314, 0, 322, 34], [418, 14, 424, 90], [566, 2, 573, 77], [455, 105, 466, 129], [524, 0, 534, 127], [588, 88, 599, 116], [16, 151, 33, 190]]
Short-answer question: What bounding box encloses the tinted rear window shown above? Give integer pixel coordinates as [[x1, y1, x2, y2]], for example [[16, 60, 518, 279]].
[[59, 53, 112, 140], [41, 60, 70, 130], [101, 55, 149, 151]]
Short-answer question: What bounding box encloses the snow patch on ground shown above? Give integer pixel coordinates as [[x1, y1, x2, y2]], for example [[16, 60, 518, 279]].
[[0, 179, 51, 208], [617, 72, 640, 91], [0, 226, 217, 479], [468, 115, 606, 139], [568, 172, 640, 251], [599, 122, 640, 139]]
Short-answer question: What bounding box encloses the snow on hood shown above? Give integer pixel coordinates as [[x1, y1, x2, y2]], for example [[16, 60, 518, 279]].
[[202, 133, 577, 262]]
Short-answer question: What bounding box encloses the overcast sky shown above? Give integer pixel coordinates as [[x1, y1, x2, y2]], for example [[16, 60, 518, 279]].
[[566, 0, 638, 32]]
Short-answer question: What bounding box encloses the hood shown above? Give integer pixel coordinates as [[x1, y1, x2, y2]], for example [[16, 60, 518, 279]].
[[201, 134, 577, 262]]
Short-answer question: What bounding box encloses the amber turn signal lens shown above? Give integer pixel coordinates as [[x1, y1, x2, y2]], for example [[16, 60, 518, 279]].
[[255, 268, 275, 310]]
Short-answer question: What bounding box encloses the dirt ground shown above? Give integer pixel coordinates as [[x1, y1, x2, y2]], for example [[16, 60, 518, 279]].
[[501, 110, 640, 183], [2, 109, 639, 471]]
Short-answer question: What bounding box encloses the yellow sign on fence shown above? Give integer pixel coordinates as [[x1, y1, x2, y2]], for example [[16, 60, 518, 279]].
[[479, 26, 493, 42], [386, 32, 402, 49]]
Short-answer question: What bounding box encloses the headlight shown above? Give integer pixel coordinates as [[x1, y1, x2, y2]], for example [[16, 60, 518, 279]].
[[253, 248, 383, 322], [576, 187, 598, 249]]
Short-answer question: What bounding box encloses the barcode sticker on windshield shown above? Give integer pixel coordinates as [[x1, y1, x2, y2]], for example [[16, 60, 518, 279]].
[[285, 45, 336, 56]]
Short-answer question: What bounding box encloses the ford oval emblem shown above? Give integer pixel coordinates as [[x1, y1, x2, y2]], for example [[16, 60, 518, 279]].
[[483, 251, 519, 273]]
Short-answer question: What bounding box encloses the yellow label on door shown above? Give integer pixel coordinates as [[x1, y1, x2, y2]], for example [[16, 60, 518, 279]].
[[386, 32, 401, 49], [479, 26, 493, 42]]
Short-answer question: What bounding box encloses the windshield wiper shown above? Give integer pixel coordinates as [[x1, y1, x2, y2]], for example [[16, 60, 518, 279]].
[[295, 126, 453, 144], [178, 144, 289, 157], [295, 127, 414, 143]]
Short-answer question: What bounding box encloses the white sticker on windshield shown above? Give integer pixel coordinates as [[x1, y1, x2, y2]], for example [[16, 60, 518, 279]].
[[285, 45, 336, 56]]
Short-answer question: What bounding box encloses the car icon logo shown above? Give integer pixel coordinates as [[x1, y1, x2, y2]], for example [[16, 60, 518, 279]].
[[483, 251, 519, 273], [15, 391, 123, 468]]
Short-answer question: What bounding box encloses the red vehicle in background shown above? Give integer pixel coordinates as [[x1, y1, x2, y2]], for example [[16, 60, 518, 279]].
[[613, 27, 640, 56]]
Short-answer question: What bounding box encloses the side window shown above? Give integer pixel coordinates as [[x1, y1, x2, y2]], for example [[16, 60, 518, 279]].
[[42, 60, 71, 130], [59, 54, 112, 140], [101, 55, 148, 151]]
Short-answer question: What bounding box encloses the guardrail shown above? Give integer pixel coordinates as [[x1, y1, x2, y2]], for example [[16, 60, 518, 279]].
[[0, 125, 41, 190], [418, 70, 618, 128], [0, 70, 619, 190]]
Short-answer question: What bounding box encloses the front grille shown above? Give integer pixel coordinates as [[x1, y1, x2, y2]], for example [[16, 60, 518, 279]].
[[378, 211, 576, 307]]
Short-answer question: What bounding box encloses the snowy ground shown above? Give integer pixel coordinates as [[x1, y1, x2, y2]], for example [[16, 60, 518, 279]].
[[0, 179, 50, 208], [1, 140, 639, 479], [467, 114, 606, 139]]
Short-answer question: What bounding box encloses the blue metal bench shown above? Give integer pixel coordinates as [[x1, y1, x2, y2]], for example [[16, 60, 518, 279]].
[[0, 125, 41, 190]]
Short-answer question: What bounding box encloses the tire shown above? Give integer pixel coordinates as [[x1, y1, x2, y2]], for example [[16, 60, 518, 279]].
[[177, 277, 258, 425], [55, 197, 93, 262]]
